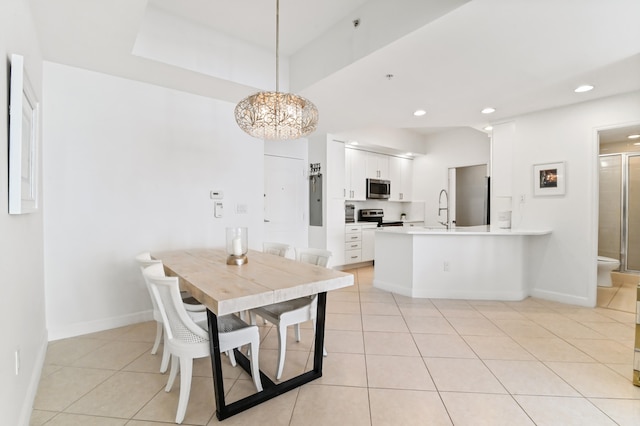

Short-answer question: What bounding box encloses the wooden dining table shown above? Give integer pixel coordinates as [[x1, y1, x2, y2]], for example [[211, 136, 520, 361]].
[[151, 248, 354, 420]]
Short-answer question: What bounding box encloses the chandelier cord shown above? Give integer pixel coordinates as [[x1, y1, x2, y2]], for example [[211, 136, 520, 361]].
[[275, 0, 280, 93], [234, 0, 318, 140]]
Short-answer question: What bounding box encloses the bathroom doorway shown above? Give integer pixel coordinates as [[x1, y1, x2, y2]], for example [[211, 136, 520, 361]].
[[598, 125, 640, 272], [596, 125, 640, 312]]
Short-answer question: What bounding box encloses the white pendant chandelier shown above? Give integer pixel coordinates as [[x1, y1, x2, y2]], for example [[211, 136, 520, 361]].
[[234, 0, 318, 140]]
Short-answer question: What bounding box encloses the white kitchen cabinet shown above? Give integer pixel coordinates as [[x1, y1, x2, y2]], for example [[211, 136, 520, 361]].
[[366, 152, 389, 179], [344, 224, 363, 264], [361, 224, 377, 261], [345, 148, 367, 200], [321, 136, 346, 266], [389, 156, 413, 201]]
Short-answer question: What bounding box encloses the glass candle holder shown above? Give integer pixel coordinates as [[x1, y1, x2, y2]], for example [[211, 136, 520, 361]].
[[226, 227, 248, 265]]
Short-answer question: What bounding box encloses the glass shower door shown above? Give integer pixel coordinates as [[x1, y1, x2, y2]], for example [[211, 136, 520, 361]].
[[598, 155, 622, 262], [627, 154, 640, 271]]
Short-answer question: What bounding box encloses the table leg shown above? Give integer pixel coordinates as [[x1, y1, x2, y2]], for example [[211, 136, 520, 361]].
[[207, 291, 328, 420], [206, 310, 226, 412], [312, 291, 327, 373]]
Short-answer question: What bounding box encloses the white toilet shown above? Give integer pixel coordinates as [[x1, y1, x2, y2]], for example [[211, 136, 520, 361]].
[[597, 256, 620, 287]]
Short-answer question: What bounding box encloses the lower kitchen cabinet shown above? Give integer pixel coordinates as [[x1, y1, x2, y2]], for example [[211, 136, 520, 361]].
[[344, 224, 377, 264], [345, 224, 362, 264], [361, 224, 377, 261]]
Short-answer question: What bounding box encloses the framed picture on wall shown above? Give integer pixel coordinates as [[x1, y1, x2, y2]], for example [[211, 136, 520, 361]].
[[533, 162, 565, 196], [8, 53, 40, 214]]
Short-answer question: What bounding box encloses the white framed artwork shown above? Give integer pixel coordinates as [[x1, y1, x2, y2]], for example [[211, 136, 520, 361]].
[[533, 161, 565, 197], [8, 54, 39, 214]]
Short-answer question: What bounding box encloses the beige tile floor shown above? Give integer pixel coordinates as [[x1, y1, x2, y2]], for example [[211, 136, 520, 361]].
[[31, 266, 640, 426], [597, 271, 639, 313]]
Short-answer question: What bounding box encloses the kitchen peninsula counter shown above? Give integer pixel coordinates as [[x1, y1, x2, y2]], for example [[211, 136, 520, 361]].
[[381, 225, 550, 235], [374, 226, 552, 300]]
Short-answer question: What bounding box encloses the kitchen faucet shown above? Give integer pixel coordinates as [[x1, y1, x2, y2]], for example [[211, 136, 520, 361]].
[[438, 189, 449, 229]]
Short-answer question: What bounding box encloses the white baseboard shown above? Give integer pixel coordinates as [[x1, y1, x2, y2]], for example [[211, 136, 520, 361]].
[[48, 310, 154, 341], [529, 288, 592, 307], [19, 329, 48, 426], [373, 279, 412, 297]]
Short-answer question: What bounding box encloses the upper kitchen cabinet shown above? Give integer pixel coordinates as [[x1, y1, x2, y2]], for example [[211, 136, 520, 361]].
[[345, 147, 367, 200], [389, 156, 413, 201], [366, 152, 390, 179]]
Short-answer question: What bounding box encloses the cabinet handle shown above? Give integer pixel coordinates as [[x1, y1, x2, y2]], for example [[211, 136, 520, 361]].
[[351, 255, 358, 259]]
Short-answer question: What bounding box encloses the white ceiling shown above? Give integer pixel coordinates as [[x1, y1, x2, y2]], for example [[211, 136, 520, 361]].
[[29, 0, 640, 138]]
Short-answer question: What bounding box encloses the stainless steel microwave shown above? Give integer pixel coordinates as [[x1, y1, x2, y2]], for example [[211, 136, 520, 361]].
[[366, 178, 391, 199]]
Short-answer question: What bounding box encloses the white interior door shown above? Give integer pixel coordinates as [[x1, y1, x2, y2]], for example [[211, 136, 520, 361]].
[[264, 155, 307, 252]]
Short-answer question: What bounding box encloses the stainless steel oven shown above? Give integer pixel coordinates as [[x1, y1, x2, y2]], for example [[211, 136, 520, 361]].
[[366, 178, 391, 200], [358, 209, 404, 227]]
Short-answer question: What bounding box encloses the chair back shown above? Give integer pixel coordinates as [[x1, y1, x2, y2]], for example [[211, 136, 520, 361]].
[[135, 252, 161, 270], [143, 263, 209, 344], [263, 242, 290, 257], [135, 252, 164, 320], [295, 248, 332, 267]]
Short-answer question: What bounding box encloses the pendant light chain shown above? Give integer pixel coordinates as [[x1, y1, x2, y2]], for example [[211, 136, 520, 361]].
[[234, 0, 319, 140], [275, 0, 279, 93]]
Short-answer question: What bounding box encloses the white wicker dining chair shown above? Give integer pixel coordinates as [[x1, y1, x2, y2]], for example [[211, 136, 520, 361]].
[[262, 242, 290, 257], [135, 253, 208, 373], [250, 247, 331, 380], [143, 263, 263, 424]]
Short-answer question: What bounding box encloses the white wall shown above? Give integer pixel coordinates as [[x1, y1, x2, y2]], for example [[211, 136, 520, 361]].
[[307, 133, 328, 250], [0, 1, 47, 425], [413, 127, 490, 226], [506, 91, 640, 307], [42, 62, 265, 340]]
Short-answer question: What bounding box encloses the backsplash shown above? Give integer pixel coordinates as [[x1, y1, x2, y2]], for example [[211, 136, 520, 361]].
[[349, 200, 425, 222]]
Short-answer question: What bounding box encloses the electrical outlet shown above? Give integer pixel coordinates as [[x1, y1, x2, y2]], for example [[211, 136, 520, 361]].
[[443, 261, 450, 272], [519, 194, 526, 203]]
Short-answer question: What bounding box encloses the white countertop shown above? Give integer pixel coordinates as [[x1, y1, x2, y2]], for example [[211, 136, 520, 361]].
[[378, 225, 552, 236]]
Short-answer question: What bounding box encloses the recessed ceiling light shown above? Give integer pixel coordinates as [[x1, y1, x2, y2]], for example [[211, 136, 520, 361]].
[[413, 109, 426, 117], [574, 85, 594, 93], [349, 141, 359, 145], [405, 152, 413, 157], [628, 134, 640, 139], [634, 143, 640, 146], [483, 126, 493, 131], [481, 107, 495, 114]]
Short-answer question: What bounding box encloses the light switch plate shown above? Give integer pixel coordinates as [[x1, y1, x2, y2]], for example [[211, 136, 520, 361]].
[[210, 190, 224, 199]]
